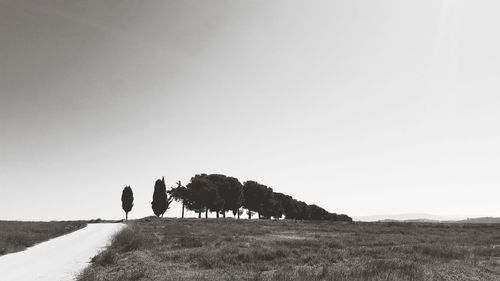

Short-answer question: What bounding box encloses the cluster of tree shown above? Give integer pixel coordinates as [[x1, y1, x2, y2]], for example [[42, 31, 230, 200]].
[[168, 174, 352, 221], [120, 174, 352, 222], [168, 174, 243, 219], [241, 180, 351, 221]]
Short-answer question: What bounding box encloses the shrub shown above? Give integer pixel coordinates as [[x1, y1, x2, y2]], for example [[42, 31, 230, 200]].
[[111, 226, 142, 252], [91, 249, 117, 266]]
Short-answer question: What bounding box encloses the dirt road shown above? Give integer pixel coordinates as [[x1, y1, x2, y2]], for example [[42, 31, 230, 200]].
[[0, 223, 125, 281]]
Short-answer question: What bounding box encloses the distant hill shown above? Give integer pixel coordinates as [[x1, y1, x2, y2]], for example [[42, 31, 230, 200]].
[[354, 214, 500, 224], [353, 213, 466, 222], [457, 217, 500, 224], [377, 219, 442, 223]]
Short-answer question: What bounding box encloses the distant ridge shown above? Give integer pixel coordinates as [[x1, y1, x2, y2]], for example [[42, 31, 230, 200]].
[[354, 214, 500, 223], [456, 217, 500, 224], [354, 213, 466, 222]]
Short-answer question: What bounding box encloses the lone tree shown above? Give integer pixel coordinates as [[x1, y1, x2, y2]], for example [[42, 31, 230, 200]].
[[121, 186, 134, 221], [152, 177, 173, 217]]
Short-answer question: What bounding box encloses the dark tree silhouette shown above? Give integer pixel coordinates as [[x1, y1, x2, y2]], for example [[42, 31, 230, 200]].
[[185, 174, 215, 218], [338, 214, 353, 222], [298, 201, 310, 220], [169, 181, 187, 218], [308, 204, 330, 220], [205, 174, 226, 218], [220, 176, 243, 218], [151, 177, 173, 217], [274, 193, 292, 219], [181, 173, 352, 222], [270, 192, 284, 219], [258, 186, 276, 219], [204, 174, 243, 218], [206, 183, 224, 218], [274, 193, 301, 220], [242, 181, 265, 219], [121, 186, 133, 221]]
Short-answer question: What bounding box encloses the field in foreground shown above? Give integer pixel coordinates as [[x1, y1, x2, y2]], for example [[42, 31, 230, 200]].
[[0, 220, 87, 256], [79, 218, 500, 281]]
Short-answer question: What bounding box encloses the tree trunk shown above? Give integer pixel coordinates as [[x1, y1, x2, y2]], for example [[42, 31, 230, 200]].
[[223, 212, 226, 218], [125, 212, 128, 221], [205, 209, 208, 219], [198, 210, 202, 219], [258, 212, 261, 219], [248, 212, 252, 219], [216, 212, 219, 218], [181, 203, 185, 219], [237, 210, 240, 219]]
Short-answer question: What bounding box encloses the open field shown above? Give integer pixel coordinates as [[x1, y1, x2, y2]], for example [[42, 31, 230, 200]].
[[79, 218, 500, 281], [0, 220, 86, 256], [0, 223, 124, 281]]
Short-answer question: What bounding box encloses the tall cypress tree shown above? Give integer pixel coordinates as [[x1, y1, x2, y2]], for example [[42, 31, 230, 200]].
[[151, 177, 172, 217], [121, 186, 134, 221]]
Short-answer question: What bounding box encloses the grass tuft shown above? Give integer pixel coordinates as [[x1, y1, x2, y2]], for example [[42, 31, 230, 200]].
[[110, 226, 143, 252], [91, 249, 117, 266], [178, 236, 203, 248]]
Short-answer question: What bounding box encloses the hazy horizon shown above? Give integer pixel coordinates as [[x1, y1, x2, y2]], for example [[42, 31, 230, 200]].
[[2, 0, 500, 221]]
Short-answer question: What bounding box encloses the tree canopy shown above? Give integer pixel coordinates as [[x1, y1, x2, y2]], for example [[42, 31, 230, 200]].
[[182, 174, 351, 221]]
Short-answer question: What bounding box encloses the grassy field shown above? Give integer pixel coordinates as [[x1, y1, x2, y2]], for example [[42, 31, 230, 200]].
[[79, 217, 500, 281], [0, 220, 87, 256]]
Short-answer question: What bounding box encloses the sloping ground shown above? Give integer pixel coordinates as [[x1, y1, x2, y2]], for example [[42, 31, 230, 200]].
[[78, 218, 500, 281], [0, 223, 125, 281]]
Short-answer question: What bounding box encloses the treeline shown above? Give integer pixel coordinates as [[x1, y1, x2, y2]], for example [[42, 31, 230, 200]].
[[121, 174, 352, 222]]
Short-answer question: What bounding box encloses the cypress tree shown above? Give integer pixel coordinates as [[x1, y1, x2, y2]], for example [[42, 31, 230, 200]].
[[121, 186, 134, 221], [151, 177, 173, 217]]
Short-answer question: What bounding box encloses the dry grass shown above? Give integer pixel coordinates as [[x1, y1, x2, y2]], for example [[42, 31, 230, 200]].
[[78, 218, 500, 281], [0, 220, 87, 256]]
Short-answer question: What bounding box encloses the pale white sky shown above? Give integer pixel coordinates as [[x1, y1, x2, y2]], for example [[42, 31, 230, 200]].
[[1, 0, 499, 220]]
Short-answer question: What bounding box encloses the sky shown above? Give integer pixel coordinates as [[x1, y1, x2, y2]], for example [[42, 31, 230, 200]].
[[1, 0, 500, 221]]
